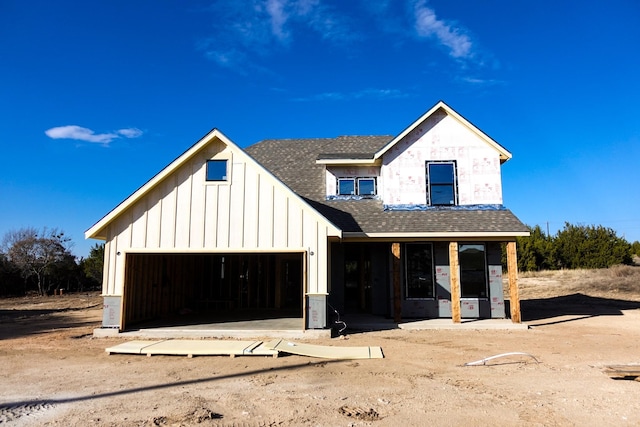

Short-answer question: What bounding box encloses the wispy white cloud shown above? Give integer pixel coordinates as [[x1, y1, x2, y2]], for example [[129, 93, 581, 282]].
[[45, 125, 143, 146], [200, 0, 353, 70], [293, 88, 409, 102], [116, 128, 144, 138], [202, 0, 488, 81], [266, 0, 290, 42], [413, 0, 473, 59], [460, 76, 504, 86]]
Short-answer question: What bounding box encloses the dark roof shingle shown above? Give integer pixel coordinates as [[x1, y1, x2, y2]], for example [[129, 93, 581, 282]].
[[245, 136, 529, 235]]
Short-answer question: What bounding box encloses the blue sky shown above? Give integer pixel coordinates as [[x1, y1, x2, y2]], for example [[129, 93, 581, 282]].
[[1, 0, 639, 258]]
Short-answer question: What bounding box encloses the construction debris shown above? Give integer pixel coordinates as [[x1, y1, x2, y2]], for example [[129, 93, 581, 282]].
[[106, 339, 384, 359], [605, 365, 640, 381], [465, 352, 540, 366]]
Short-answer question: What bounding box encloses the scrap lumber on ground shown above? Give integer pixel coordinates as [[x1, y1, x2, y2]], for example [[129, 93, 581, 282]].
[[604, 365, 640, 381]]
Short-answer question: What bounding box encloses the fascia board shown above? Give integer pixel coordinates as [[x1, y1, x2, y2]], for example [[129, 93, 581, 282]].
[[116, 247, 311, 254], [343, 231, 531, 239], [315, 159, 381, 166]]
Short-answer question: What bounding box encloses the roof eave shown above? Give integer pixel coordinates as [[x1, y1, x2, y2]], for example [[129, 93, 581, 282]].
[[315, 158, 382, 166], [343, 231, 530, 240]]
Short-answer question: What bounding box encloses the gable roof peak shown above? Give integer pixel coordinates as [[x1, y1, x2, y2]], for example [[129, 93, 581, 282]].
[[374, 100, 512, 163]]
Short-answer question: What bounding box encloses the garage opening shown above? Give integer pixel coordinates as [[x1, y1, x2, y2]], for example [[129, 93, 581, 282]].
[[122, 252, 304, 330]]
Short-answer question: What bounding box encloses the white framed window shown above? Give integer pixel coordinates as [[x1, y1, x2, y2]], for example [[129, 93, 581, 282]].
[[206, 159, 228, 181], [358, 178, 376, 196], [338, 178, 356, 195], [337, 177, 377, 196]]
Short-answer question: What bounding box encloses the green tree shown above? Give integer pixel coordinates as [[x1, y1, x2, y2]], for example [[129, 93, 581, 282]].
[[516, 225, 554, 271], [554, 222, 632, 269], [631, 241, 640, 256], [80, 243, 104, 290]]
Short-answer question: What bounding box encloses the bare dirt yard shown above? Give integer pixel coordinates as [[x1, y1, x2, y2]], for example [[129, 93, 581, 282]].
[[2, 266, 640, 426]]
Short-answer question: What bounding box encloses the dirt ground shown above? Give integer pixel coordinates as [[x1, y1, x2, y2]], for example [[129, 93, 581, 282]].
[[1, 267, 640, 426]]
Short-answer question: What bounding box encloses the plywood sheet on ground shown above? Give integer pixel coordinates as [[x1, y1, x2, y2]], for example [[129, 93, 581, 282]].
[[106, 340, 278, 357], [605, 365, 640, 380], [264, 339, 384, 359]]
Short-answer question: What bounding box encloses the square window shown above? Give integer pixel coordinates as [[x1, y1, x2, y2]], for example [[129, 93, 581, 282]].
[[338, 178, 355, 195], [358, 178, 376, 196], [206, 160, 228, 181]]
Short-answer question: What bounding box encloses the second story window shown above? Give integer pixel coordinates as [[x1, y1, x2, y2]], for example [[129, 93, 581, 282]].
[[426, 161, 457, 206], [206, 159, 228, 181], [358, 178, 376, 196], [338, 178, 356, 195], [337, 177, 377, 196]]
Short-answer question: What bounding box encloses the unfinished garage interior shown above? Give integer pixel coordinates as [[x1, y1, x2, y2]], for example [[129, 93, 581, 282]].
[[120, 252, 304, 330]]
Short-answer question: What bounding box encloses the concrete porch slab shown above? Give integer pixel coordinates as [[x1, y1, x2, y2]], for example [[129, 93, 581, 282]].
[[94, 318, 332, 340], [398, 318, 529, 330]]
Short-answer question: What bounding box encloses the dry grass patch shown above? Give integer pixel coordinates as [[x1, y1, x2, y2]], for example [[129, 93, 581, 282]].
[[517, 265, 640, 301]]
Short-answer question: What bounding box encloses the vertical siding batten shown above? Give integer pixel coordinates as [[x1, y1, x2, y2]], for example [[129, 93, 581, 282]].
[[243, 165, 258, 248], [303, 212, 319, 294], [257, 178, 274, 248], [103, 237, 113, 294], [174, 165, 193, 248], [316, 224, 328, 295], [160, 175, 177, 248], [190, 156, 206, 249], [204, 184, 218, 248], [270, 185, 275, 248], [217, 182, 231, 248], [228, 162, 245, 248], [131, 198, 147, 247], [146, 188, 161, 248]]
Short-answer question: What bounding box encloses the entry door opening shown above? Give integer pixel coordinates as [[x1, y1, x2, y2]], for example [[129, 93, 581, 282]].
[[459, 244, 488, 299], [343, 244, 371, 313]]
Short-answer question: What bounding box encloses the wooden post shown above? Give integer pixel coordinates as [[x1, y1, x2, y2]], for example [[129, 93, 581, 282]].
[[392, 243, 401, 323], [448, 242, 461, 323], [506, 241, 521, 323]]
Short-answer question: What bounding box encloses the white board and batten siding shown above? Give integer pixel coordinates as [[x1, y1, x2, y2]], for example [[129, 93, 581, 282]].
[[93, 131, 341, 298]]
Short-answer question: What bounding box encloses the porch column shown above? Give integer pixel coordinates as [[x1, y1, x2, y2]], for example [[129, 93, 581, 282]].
[[392, 243, 402, 323], [448, 242, 461, 323], [506, 241, 522, 323]]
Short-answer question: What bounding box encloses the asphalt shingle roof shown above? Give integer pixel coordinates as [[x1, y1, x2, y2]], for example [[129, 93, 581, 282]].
[[245, 136, 529, 235]]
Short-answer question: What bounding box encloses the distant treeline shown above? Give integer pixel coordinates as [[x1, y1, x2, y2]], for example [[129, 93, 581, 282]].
[[0, 227, 104, 297], [1, 223, 638, 296], [512, 222, 639, 272]]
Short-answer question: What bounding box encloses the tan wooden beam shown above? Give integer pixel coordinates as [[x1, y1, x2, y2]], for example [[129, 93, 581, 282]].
[[506, 241, 521, 323], [392, 243, 401, 323], [448, 242, 461, 323]]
